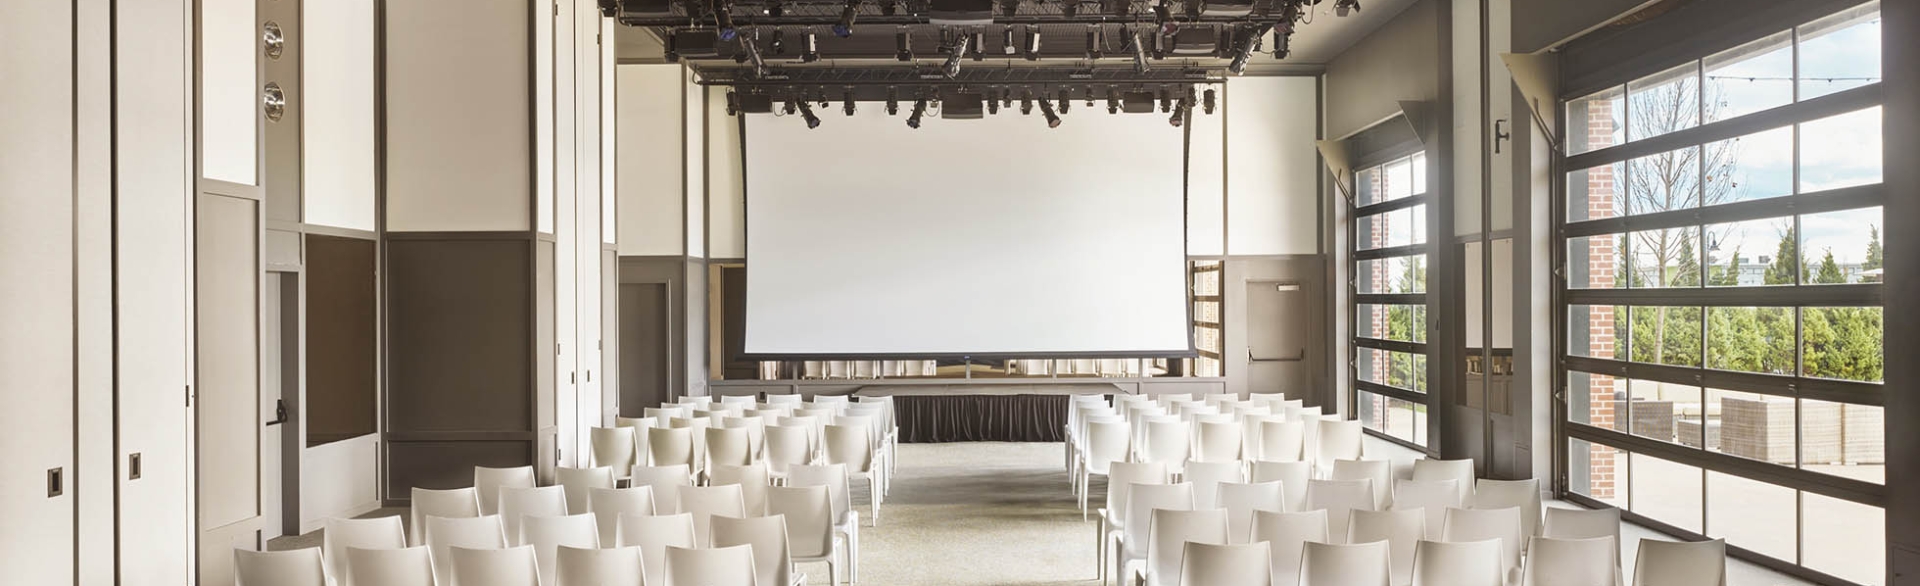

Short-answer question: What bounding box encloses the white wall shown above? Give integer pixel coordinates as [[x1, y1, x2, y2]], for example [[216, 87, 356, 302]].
[[302, 0, 377, 231], [1190, 93, 1228, 256], [200, 0, 257, 186], [385, 0, 530, 232], [1226, 77, 1322, 255], [684, 69, 707, 258], [75, 1, 119, 580], [707, 86, 746, 259], [299, 435, 380, 532], [616, 64, 686, 255]]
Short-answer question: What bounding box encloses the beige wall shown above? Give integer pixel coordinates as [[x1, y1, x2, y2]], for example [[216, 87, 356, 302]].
[[1324, 0, 1448, 138]]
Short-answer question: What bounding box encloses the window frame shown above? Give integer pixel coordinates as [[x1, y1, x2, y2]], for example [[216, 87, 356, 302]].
[[1351, 147, 1434, 450]]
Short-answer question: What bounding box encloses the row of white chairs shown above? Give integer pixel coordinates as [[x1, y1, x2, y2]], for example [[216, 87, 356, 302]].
[[1065, 393, 1361, 492]]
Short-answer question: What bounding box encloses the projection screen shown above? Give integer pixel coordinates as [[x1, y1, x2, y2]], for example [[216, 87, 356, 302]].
[[743, 104, 1194, 357]]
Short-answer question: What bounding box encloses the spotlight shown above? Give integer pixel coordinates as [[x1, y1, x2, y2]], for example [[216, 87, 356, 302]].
[[1085, 28, 1103, 59], [1107, 89, 1121, 114], [782, 98, 798, 115], [1158, 87, 1171, 112], [1000, 0, 1019, 17], [970, 31, 986, 60], [1153, 0, 1175, 35], [886, 87, 900, 115], [664, 31, 681, 62], [1056, 90, 1070, 114], [767, 0, 783, 16], [1126, 29, 1149, 73], [1002, 26, 1017, 55], [740, 34, 768, 78], [1271, 25, 1292, 59], [941, 33, 968, 78], [1020, 91, 1033, 114], [987, 98, 1000, 114], [833, 0, 859, 37], [880, 0, 897, 15], [906, 98, 928, 128], [1038, 99, 1063, 128], [770, 28, 786, 54], [1202, 88, 1216, 114], [801, 28, 820, 62], [1227, 23, 1271, 75], [1335, 0, 1360, 17], [797, 100, 822, 129], [843, 88, 857, 115], [726, 91, 740, 115], [896, 30, 915, 61], [717, 3, 739, 41], [1169, 104, 1185, 127], [1023, 25, 1041, 60]]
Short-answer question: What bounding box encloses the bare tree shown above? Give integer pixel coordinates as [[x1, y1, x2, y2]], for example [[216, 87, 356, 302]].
[[1625, 75, 1741, 361]]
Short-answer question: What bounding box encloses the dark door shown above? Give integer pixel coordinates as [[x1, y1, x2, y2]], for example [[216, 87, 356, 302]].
[[619, 283, 672, 414]]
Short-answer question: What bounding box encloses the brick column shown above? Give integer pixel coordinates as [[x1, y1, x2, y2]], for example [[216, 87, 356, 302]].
[[1583, 99, 1620, 499]]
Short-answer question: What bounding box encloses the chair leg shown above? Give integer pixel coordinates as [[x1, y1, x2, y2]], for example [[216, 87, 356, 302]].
[[869, 478, 882, 526], [850, 523, 861, 583], [1095, 518, 1106, 582]]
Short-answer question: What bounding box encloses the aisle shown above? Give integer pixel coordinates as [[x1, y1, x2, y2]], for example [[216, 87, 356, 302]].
[[823, 442, 1095, 586]]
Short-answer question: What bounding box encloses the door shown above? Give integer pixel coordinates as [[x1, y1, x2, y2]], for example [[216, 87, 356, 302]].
[[620, 283, 673, 413], [196, 194, 268, 584], [1244, 280, 1313, 397]]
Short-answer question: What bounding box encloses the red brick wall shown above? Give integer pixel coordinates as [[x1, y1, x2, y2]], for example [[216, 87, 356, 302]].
[[1582, 99, 1620, 499]]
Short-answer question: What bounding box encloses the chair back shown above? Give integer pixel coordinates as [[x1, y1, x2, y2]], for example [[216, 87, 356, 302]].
[[1195, 421, 1245, 463], [1631, 539, 1726, 586], [648, 426, 696, 469], [1184, 460, 1245, 510], [787, 463, 854, 526], [1084, 421, 1132, 476], [725, 415, 767, 457], [1329, 459, 1392, 509], [1143, 420, 1193, 472], [449, 545, 539, 586], [709, 462, 771, 515], [473, 466, 537, 516], [824, 423, 875, 473], [1543, 507, 1621, 558], [322, 516, 406, 584], [1410, 459, 1476, 507], [719, 394, 757, 405], [554, 545, 643, 586], [812, 394, 850, 407], [345, 546, 434, 586], [1411, 538, 1505, 586], [1390, 478, 1460, 540], [1250, 460, 1312, 512], [1313, 419, 1364, 472], [1347, 507, 1426, 586], [1305, 478, 1376, 541], [1143, 508, 1229, 586], [590, 427, 638, 474], [1524, 536, 1618, 586], [711, 514, 795, 586], [497, 485, 569, 546], [1103, 461, 1170, 520], [408, 487, 480, 546], [1122, 482, 1196, 549], [1217, 481, 1284, 544], [1258, 420, 1307, 463], [629, 464, 691, 514], [1181, 542, 1273, 586], [521, 513, 599, 586], [1470, 478, 1542, 541], [233, 547, 325, 586], [1252, 509, 1331, 586], [705, 426, 754, 468], [764, 424, 812, 475], [554, 467, 614, 515], [663, 544, 758, 586], [588, 486, 657, 546], [423, 515, 507, 581], [766, 394, 803, 405], [768, 485, 836, 559], [677, 483, 746, 546], [1441, 506, 1524, 574], [616, 513, 696, 586], [1299, 540, 1392, 586]]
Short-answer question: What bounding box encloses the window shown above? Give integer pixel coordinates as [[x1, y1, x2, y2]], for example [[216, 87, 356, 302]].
[[1353, 150, 1430, 447], [1559, 4, 1884, 583]]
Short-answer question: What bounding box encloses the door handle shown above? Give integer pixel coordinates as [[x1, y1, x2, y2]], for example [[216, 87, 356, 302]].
[[265, 399, 289, 426], [1249, 348, 1308, 362]]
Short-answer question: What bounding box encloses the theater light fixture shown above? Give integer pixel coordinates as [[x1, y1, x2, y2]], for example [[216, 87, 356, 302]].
[[1168, 97, 1186, 127], [1227, 23, 1271, 75], [1038, 98, 1062, 128], [897, 29, 915, 61], [1056, 89, 1071, 114], [1127, 29, 1149, 73], [941, 33, 969, 77], [801, 28, 820, 62], [717, 2, 739, 40], [1019, 90, 1033, 114], [1335, 0, 1359, 16], [842, 88, 857, 115], [1023, 25, 1041, 60], [906, 97, 928, 128], [741, 34, 769, 78], [797, 100, 822, 128], [1002, 26, 1017, 54], [833, 0, 859, 37], [1202, 88, 1216, 114], [1085, 28, 1103, 59], [886, 86, 900, 115]]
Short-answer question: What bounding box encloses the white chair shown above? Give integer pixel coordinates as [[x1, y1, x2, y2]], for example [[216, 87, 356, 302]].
[[1348, 508, 1426, 586], [1300, 540, 1392, 586], [1631, 539, 1726, 586], [706, 426, 755, 469], [589, 486, 657, 547], [663, 544, 759, 586], [554, 467, 614, 517], [1305, 478, 1376, 541], [1524, 536, 1619, 586], [724, 415, 768, 462], [1132, 414, 1179, 461], [720, 394, 757, 406], [709, 463, 771, 516], [1183, 542, 1273, 586], [1411, 538, 1505, 586], [616, 513, 697, 586], [520, 513, 599, 586], [1441, 507, 1525, 577], [1195, 421, 1245, 463], [644, 406, 687, 427], [554, 545, 644, 586], [766, 394, 804, 406], [591, 427, 639, 476], [409, 488, 481, 546], [1078, 419, 1133, 517], [1543, 507, 1621, 556], [648, 426, 697, 470], [1217, 481, 1285, 544], [1134, 508, 1229, 586], [770, 484, 845, 586], [812, 395, 850, 408], [497, 485, 569, 546], [1096, 461, 1169, 582], [1142, 420, 1193, 476], [1184, 460, 1244, 511], [448, 545, 539, 586], [1237, 411, 1279, 460], [1330, 459, 1393, 509], [1260, 418, 1309, 462], [788, 463, 861, 583], [473, 466, 536, 516], [1111, 482, 1195, 586], [712, 514, 796, 586], [839, 410, 891, 493], [1314, 419, 1363, 476], [346, 546, 435, 586], [678, 483, 746, 546], [1410, 459, 1476, 508], [233, 547, 326, 586], [629, 464, 692, 514], [1390, 479, 1460, 540], [1252, 509, 1330, 586], [668, 417, 713, 473], [424, 515, 507, 583], [824, 423, 883, 525], [323, 516, 407, 585], [765, 424, 814, 480], [1250, 460, 1312, 513], [1471, 479, 1542, 544]]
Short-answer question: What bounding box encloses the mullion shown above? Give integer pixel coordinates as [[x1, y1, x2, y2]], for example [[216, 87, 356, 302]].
[[1565, 83, 1882, 172], [1564, 183, 1884, 239]]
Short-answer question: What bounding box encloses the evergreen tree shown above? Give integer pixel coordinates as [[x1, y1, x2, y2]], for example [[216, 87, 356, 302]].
[[1815, 249, 1846, 284], [1674, 235, 1702, 286], [1708, 246, 1742, 286], [1864, 225, 1883, 279], [1764, 226, 1797, 285]]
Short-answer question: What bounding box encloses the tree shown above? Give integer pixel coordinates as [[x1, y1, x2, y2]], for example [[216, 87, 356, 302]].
[[1625, 78, 1736, 366], [1707, 246, 1742, 286], [1863, 225, 1883, 282], [1764, 225, 1798, 285], [1814, 249, 1846, 284]]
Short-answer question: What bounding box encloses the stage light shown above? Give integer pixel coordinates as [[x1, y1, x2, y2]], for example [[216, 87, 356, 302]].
[[1158, 87, 1171, 112], [782, 98, 797, 115], [1002, 26, 1017, 54], [897, 30, 915, 61], [1023, 25, 1041, 60], [801, 28, 820, 62], [1202, 88, 1216, 114], [1168, 104, 1184, 127], [717, 3, 739, 40], [1153, 0, 1175, 35], [767, 0, 784, 17], [886, 87, 900, 115], [1271, 24, 1292, 59], [941, 33, 968, 77], [833, 0, 859, 37], [726, 91, 740, 115], [1056, 89, 1071, 114], [1227, 23, 1271, 75], [1038, 99, 1062, 128], [797, 100, 822, 128], [1000, 0, 1019, 17], [664, 31, 681, 62], [1085, 28, 1102, 59], [906, 98, 928, 128], [1127, 29, 1149, 73], [843, 88, 857, 115], [1107, 89, 1120, 114], [987, 98, 1000, 114], [880, 0, 897, 15], [970, 31, 986, 60], [1020, 90, 1033, 115], [741, 34, 769, 78], [770, 28, 786, 54], [1335, 0, 1359, 16]]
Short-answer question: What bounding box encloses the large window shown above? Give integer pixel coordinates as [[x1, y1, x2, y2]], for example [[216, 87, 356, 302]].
[[1354, 151, 1431, 447], [1559, 4, 1884, 584]]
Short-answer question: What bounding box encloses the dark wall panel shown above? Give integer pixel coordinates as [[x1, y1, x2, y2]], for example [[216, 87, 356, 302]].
[[388, 238, 532, 432], [306, 235, 377, 443], [620, 282, 672, 414], [385, 440, 531, 493]]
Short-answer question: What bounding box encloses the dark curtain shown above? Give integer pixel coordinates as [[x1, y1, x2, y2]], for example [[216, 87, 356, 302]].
[[893, 394, 1070, 443]]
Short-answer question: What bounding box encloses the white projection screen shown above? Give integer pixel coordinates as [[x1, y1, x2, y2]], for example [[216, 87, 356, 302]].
[[744, 104, 1195, 356]]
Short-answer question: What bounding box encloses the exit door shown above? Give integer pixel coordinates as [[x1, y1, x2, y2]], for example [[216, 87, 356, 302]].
[[1244, 280, 1314, 398]]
